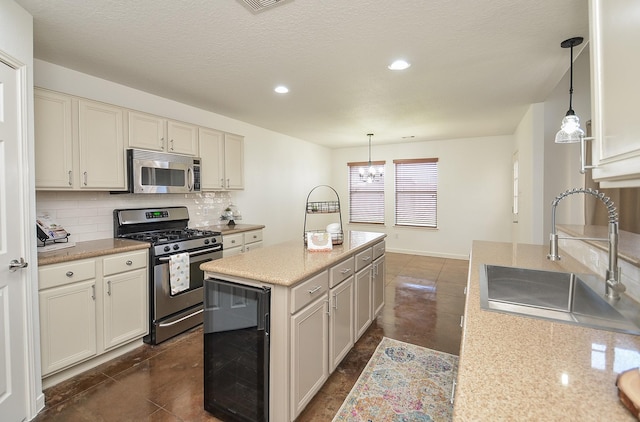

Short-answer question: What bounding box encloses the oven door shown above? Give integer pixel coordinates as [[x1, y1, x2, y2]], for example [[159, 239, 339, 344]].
[[151, 245, 222, 341]]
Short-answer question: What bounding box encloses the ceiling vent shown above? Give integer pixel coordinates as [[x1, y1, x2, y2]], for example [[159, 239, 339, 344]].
[[240, 0, 287, 12]]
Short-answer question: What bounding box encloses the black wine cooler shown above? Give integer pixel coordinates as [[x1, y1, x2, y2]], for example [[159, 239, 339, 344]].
[[204, 278, 270, 422]]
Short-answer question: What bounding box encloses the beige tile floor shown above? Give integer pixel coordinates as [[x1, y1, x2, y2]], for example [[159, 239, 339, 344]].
[[34, 253, 469, 421]]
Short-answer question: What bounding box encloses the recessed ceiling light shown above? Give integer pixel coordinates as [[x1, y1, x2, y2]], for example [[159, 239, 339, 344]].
[[388, 60, 411, 70], [274, 85, 289, 94]]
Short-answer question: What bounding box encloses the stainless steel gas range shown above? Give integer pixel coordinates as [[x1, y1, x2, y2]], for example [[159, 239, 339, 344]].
[[114, 206, 223, 344]]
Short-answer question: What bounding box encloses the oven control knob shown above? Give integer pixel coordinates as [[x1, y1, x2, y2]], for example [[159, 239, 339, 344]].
[[164, 246, 170, 252], [173, 244, 179, 250], [204, 239, 210, 245]]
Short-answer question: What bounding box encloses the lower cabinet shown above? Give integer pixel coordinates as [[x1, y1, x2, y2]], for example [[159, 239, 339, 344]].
[[372, 254, 385, 317], [290, 295, 329, 418], [222, 229, 263, 257], [354, 267, 372, 341], [329, 276, 354, 373], [38, 249, 148, 377]]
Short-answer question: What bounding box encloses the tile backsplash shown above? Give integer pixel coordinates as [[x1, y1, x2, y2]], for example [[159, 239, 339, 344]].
[[36, 191, 232, 243]]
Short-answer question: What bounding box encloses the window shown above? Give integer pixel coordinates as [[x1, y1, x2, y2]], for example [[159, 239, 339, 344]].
[[347, 161, 385, 224], [394, 158, 438, 227]]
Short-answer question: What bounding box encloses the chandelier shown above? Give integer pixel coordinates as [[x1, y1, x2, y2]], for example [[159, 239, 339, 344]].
[[360, 133, 383, 183]]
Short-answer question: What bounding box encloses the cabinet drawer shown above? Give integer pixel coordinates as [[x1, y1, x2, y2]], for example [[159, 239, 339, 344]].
[[244, 230, 263, 245], [329, 257, 354, 288], [373, 241, 386, 260], [354, 247, 374, 272], [103, 250, 147, 276], [39, 259, 95, 290], [291, 271, 329, 314], [223, 233, 243, 249]]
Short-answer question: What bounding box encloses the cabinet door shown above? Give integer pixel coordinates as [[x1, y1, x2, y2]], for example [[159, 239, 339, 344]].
[[199, 127, 225, 189], [39, 280, 97, 376], [590, 0, 640, 187], [34, 89, 74, 189], [224, 133, 244, 190], [290, 296, 328, 419], [127, 111, 165, 152], [372, 256, 385, 317], [78, 99, 126, 189], [167, 120, 198, 156], [329, 277, 354, 373], [103, 268, 148, 350], [354, 266, 372, 341]]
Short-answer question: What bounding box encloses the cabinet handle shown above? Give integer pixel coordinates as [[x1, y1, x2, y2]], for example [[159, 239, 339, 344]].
[[107, 280, 112, 296], [66, 271, 74, 277], [160, 137, 165, 150], [126, 260, 133, 266], [91, 285, 95, 300], [220, 178, 224, 188], [459, 315, 464, 328], [450, 380, 457, 405], [252, 235, 257, 239], [231, 240, 236, 244], [226, 178, 230, 188], [83, 171, 88, 186], [333, 293, 338, 309], [362, 256, 371, 262], [463, 286, 467, 295], [325, 299, 330, 315], [68, 170, 72, 186], [308, 285, 322, 294], [340, 268, 351, 274], [170, 139, 175, 151]]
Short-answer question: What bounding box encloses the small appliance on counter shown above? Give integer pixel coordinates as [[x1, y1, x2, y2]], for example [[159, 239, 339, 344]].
[[220, 203, 242, 226]]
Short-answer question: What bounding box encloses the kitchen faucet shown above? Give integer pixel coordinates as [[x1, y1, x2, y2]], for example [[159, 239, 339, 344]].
[[547, 188, 625, 300]]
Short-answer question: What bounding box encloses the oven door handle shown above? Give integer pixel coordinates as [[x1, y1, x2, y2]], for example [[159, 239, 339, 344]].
[[158, 308, 203, 327], [158, 246, 222, 261]]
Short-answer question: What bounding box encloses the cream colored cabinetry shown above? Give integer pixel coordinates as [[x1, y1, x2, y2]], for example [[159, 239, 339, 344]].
[[39, 260, 97, 376], [127, 111, 198, 156], [222, 229, 263, 257], [102, 251, 148, 350], [354, 247, 373, 340], [589, 0, 640, 187], [35, 89, 126, 190], [328, 257, 355, 373], [34, 89, 73, 188], [372, 241, 386, 317], [38, 250, 148, 377], [290, 271, 329, 419], [199, 128, 244, 190]]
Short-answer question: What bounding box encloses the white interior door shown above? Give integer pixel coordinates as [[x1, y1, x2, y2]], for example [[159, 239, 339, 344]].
[[0, 59, 28, 421]]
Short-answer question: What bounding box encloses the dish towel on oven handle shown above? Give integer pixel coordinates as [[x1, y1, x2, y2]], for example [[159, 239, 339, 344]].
[[169, 252, 190, 295]]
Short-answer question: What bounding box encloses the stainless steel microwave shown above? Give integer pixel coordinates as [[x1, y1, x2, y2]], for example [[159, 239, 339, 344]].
[[127, 149, 201, 194]]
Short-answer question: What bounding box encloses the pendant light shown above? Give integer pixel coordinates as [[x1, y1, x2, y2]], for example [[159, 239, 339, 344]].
[[359, 133, 383, 183], [555, 36, 584, 143]]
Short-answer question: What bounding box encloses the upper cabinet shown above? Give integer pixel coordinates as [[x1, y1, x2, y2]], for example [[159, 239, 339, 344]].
[[199, 128, 244, 190], [589, 0, 640, 187], [35, 89, 126, 191], [127, 111, 198, 156]]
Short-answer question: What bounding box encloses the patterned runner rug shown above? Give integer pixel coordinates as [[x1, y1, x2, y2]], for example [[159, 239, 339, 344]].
[[333, 337, 458, 422]]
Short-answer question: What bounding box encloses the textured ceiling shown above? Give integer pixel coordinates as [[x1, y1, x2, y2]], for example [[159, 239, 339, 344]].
[[16, 0, 589, 148]]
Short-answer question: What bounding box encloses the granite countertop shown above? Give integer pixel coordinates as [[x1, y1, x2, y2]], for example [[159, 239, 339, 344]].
[[200, 231, 386, 287], [38, 238, 150, 266], [200, 223, 266, 236], [454, 240, 640, 421]]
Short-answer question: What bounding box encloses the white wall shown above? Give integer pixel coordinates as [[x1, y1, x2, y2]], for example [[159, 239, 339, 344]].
[[330, 135, 514, 259], [34, 60, 331, 245]]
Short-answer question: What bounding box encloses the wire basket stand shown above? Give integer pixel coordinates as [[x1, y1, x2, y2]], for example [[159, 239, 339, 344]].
[[303, 185, 344, 245]]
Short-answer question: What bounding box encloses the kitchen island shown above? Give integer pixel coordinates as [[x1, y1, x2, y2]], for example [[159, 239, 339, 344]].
[[455, 240, 640, 421], [200, 230, 386, 422]]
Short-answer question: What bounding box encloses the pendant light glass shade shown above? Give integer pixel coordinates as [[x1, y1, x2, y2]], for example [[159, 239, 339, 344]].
[[555, 37, 584, 144], [360, 133, 382, 183]]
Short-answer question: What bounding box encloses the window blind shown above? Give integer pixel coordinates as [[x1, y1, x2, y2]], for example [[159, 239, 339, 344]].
[[394, 158, 438, 227], [347, 161, 385, 224]]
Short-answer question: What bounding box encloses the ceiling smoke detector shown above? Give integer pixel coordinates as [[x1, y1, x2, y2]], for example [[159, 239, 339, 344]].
[[240, 0, 287, 12]]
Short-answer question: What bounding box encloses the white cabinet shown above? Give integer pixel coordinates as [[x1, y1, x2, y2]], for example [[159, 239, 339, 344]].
[[329, 276, 354, 373], [589, 0, 640, 187], [39, 260, 97, 376], [199, 128, 244, 190], [222, 229, 263, 257], [290, 295, 329, 419], [34, 88, 126, 190], [354, 248, 373, 340], [372, 241, 386, 317], [34, 89, 73, 189], [102, 251, 148, 350], [127, 111, 198, 156], [38, 249, 148, 377]]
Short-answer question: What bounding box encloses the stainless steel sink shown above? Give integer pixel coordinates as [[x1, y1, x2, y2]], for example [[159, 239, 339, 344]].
[[479, 265, 640, 335]]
